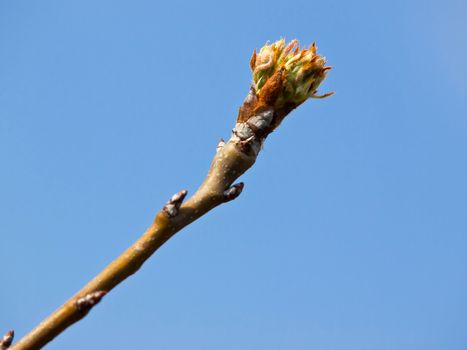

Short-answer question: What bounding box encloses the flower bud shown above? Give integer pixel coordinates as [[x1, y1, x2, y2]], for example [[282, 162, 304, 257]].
[[251, 39, 333, 109]]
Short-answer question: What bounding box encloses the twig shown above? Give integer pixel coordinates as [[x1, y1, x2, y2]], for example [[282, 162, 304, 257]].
[[10, 39, 332, 349]]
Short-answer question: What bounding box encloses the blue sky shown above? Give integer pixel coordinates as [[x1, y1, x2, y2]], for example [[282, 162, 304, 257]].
[[1, 0, 466, 349]]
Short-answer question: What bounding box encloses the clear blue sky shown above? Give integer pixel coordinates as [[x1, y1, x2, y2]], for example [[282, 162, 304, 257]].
[[1, 1, 466, 349]]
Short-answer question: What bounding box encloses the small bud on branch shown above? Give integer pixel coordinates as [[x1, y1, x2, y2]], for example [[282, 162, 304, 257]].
[[75, 291, 107, 313], [163, 190, 188, 217], [0, 330, 14, 350], [223, 182, 244, 202], [216, 138, 225, 153]]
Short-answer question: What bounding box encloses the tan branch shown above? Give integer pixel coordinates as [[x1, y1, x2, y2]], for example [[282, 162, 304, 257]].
[[9, 39, 332, 350]]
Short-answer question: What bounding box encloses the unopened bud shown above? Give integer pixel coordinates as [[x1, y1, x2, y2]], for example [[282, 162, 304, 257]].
[[0, 330, 14, 350], [223, 183, 244, 202], [163, 190, 188, 217], [76, 291, 107, 313]]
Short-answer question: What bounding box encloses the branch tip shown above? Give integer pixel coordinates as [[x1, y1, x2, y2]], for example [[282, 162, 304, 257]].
[[0, 330, 14, 350], [223, 182, 244, 202], [163, 189, 188, 217], [75, 291, 107, 313]]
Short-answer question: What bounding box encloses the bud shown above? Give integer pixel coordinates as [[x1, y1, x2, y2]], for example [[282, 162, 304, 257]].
[[250, 39, 333, 109], [235, 39, 333, 151], [0, 330, 14, 350]]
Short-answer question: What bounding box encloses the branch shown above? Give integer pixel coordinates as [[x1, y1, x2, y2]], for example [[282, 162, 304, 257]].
[[9, 39, 332, 350]]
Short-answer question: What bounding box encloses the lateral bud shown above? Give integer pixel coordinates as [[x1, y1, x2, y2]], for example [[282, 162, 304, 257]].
[[0, 330, 14, 350], [75, 291, 107, 313], [163, 189, 188, 217], [216, 138, 225, 153], [223, 182, 244, 202]]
